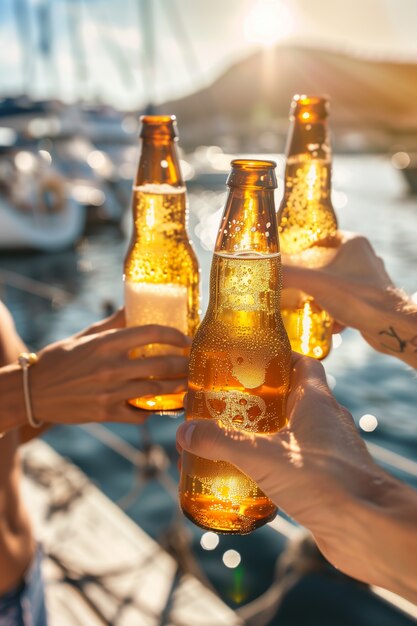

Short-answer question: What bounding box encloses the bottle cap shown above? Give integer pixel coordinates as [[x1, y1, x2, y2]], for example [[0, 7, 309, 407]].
[[290, 95, 329, 123], [140, 115, 178, 140]]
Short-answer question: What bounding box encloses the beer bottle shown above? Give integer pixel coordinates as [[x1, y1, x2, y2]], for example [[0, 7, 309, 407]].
[[179, 159, 291, 534], [124, 115, 200, 412], [277, 95, 339, 360]]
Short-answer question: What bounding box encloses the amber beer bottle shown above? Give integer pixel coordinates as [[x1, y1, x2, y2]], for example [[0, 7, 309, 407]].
[[124, 115, 200, 412], [277, 95, 339, 359], [179, 159, 291, 534]]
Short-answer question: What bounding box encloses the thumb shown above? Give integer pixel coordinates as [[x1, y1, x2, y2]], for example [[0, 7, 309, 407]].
[[177, 419, 281, 487]]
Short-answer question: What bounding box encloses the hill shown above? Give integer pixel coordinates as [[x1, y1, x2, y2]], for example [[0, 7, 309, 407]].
[[157, 44, 417, 151]]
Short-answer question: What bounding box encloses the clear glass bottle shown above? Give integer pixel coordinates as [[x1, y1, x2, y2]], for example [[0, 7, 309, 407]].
[[124, 115, 200, 412], [179, 159, 291, 534], [277, 95, 339, 360]]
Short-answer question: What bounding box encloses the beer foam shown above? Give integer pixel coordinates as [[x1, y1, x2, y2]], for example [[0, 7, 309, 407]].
[[124, 280, 188, 333], [216, 251, 281, 260], [133, 184, 186, 194]]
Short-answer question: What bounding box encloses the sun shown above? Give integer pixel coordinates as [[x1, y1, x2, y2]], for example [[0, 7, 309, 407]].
[[244, 0, 294, 48]]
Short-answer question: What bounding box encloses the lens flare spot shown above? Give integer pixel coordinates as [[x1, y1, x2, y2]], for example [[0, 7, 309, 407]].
[[359, 414, 378, 432], [223, 549, 241, 569], [200, 532, 219, 551]]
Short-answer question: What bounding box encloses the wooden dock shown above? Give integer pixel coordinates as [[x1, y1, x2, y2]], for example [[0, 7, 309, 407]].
[[21, 440, 243, 626]]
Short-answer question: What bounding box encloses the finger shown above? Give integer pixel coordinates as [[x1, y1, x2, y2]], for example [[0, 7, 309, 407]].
[[119, 355, 189, 382], [76, 309, 125, 338], [97, 324, 192, 352], [332, 321, 346, 334], [176, 419, 282, 486], [120, 377, 187, 403], [290, 354, 327, 390]]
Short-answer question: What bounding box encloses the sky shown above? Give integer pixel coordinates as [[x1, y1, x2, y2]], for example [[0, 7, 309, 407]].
[[1, 0, 417, 109]]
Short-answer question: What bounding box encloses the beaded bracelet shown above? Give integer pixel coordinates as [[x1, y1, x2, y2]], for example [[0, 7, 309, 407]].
[[18, 352, 43, 428]]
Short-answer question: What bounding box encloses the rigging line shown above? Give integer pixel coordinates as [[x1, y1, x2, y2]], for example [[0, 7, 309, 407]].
[[0, 269, 72, 304], [89, 0, 136, 93], [37, 0, 59, 97], [0, 270, 118, 318], [81, 422, 180, 500], [12, 0, 33, 94], [367, 441, 417, 478], [138, 0, 156, 112], [165, 0, 216, 116], [165, 0, 201, 82], [63, 0, 90, 100], [371, 586, 417, 621], [79, 423, 146, 465]]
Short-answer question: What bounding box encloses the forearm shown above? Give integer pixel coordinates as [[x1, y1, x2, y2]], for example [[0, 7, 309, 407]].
[[315, 470, 417, 602], [364, 290, 417, 368]]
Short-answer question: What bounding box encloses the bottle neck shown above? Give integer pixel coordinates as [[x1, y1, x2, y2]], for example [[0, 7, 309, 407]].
[[131, 137, 187, 242], [215, 187, 279, 256], [282, 118, 333, 207], [285, 117, 331, 161], [135, 137, 184, 187]]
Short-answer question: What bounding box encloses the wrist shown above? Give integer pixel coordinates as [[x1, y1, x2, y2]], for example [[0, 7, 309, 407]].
[[0, 364, 28, 433]]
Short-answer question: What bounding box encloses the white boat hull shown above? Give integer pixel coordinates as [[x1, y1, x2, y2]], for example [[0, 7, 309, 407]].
[[0, 197, 85, 251]]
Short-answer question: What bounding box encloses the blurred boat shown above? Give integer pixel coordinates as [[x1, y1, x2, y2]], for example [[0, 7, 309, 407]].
[[0, 97, 136, 230], [0, 193, 85, 252], [0, 140, 86, 251]]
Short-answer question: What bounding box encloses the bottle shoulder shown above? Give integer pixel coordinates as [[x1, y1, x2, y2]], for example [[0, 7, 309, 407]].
[[124, 238, 200, 280]]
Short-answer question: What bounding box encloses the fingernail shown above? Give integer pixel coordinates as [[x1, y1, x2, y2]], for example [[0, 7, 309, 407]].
[[181, 423, 196, 448]]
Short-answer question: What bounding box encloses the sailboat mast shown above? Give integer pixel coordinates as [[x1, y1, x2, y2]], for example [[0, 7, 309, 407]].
[[139, 0, 156, 114]]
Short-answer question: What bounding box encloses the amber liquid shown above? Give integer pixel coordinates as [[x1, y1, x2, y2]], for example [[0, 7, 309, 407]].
[[278, 156, 338, 360], [179, 252, 291, 534], [124, 185, 200, 411]]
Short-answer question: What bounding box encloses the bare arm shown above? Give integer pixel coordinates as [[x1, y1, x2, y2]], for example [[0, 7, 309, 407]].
[[283, 232, 417, 368], [177, 354, 417, 603]]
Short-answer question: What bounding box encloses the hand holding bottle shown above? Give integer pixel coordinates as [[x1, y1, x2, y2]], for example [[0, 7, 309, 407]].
[[282, 231, 417, 368], [0, 308, 190, 434], [177, 352, 417, 602]]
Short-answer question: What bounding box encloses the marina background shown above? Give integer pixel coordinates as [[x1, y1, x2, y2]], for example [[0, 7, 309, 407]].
[[0, 1, 416, 624]]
